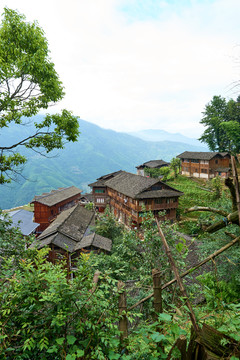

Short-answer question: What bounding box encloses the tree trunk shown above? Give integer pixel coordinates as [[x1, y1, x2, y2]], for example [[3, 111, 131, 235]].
[[118, 281, 128, 344]]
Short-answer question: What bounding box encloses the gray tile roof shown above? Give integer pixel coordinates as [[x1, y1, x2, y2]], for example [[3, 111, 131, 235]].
[[136, 160, 169, 169], [74, 233, 112, 252], [88, 170, 123, 187], [31, 203, 112, 253], [135, 189, 183, 199], [105, 171, 159, 198], [6, 209, 39, 236], [105, 171, 182, 199], [31, 186, 82, 206], [177, 151, 230, 160]]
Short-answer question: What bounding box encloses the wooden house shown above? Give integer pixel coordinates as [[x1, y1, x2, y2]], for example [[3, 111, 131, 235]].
[[177, 152, 231, 179], [88, 170, 123, 212], [136, 160, 169, 176], [31, 186, 82, 234], [30, 204, 112, 275], [104, 171, 183, 227]]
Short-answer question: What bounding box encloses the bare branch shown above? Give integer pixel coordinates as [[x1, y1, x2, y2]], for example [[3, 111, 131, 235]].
[[185, 206, 228, 217]]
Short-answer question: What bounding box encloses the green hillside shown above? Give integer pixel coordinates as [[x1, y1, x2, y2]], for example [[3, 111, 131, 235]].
[[0, 118, 207, 210]]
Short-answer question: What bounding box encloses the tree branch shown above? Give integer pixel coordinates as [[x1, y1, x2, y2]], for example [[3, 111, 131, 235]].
[[0, 131, 52, 150], [185, 206, 228, 217]]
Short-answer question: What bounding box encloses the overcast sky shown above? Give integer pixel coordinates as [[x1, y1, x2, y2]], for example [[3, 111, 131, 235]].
[[1, 0, 240, 138]]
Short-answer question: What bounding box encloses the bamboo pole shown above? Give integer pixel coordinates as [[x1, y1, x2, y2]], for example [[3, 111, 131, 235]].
[[156, 218, 199, 334], [118, 281, 128, 343], [128, 235, 240, 311]]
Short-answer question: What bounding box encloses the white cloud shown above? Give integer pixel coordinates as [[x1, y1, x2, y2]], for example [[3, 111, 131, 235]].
[[1, 0, 240, 138]]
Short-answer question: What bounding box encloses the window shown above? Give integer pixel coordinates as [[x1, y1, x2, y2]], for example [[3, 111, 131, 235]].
[[155, 198, 163, 204], [191, 159, 199, 163], [95, 189, 105, 193], [215, 159, 218, 164], [152, 185, 162, 190], [96, 198, 105, 203]]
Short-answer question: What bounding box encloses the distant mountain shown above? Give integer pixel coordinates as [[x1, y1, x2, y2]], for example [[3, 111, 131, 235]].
[[0, 117, 207, 210], [128, 129, 206, 147]]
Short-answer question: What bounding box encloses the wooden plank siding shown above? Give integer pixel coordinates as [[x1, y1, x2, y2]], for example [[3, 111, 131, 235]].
[[107, 188, 179, 227], [33, 193, 81, 233], [178, 152, 231, 180]]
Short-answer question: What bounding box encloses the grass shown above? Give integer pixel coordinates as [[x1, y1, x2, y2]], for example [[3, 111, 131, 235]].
[[166, 175, 232, 234]]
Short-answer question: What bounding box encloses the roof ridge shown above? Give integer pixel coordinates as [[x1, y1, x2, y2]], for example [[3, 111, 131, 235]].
[[34, 186, 74, 200]]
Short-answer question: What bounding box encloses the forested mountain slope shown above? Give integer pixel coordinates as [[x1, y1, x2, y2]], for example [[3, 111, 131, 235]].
[[0, 117, 206, 209]]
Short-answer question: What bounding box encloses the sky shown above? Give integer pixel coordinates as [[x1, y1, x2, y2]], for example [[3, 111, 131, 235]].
[[1, 0, 240, 138]]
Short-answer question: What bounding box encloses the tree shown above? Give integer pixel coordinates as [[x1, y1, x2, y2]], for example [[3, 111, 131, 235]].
[[199, 95, 240, 153], [0, 8, 80, 184], [170, 157, 181, 178], [159, 166, 170, 181], [144, 166, 170, 181]]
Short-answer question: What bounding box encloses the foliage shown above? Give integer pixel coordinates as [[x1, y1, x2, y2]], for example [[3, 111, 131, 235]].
[[144, 167, 162, 178], [199, 95, 240, 153], [0, 8, 79, 183], [94, 206, 124, 240], [84, 202, 94, 211], [92, 208, 188, 290], [210, 175, 222, 200], [197, 273, 239, 309], [0, 249, 123, 359], [170, 157, 181, 178], [0, 210, 36, 275], [159, 166, 171, 181]]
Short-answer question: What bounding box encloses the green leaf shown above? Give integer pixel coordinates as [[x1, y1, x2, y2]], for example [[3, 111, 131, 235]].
[[151, 332, 166, 343], [67, 335, 77, 345], [56, 337, 65, 345], [158, 313, 172, 322], [108, 351, 121, 360], [66, 354, 76, 360], [76, 349, 85, 357]]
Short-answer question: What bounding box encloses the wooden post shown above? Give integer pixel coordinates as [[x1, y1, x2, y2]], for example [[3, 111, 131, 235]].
[[118, 281, 128, 343], [152, 268, 162, 317]]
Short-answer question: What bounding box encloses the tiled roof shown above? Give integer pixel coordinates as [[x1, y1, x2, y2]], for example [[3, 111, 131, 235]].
[[136, 160, 169, 169], [31, 186, 82, 206], [105, 171, 159, 198], [75, 233, 112, 252], [105, 171, 182, 199], [177, 151, 230, 160], [88, 170, 123, 187], [135, 189, 183, 199], [31, 204, 112, 253]]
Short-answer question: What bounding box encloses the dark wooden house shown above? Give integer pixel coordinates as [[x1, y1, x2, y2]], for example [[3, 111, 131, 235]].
[[177, 151, 230, 180], [30, 204, 112, 274], [31, 186, 82, 234], [88, 170, 123, 212], [104, 171, 183, 227], [136, 160, 169, 176]]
